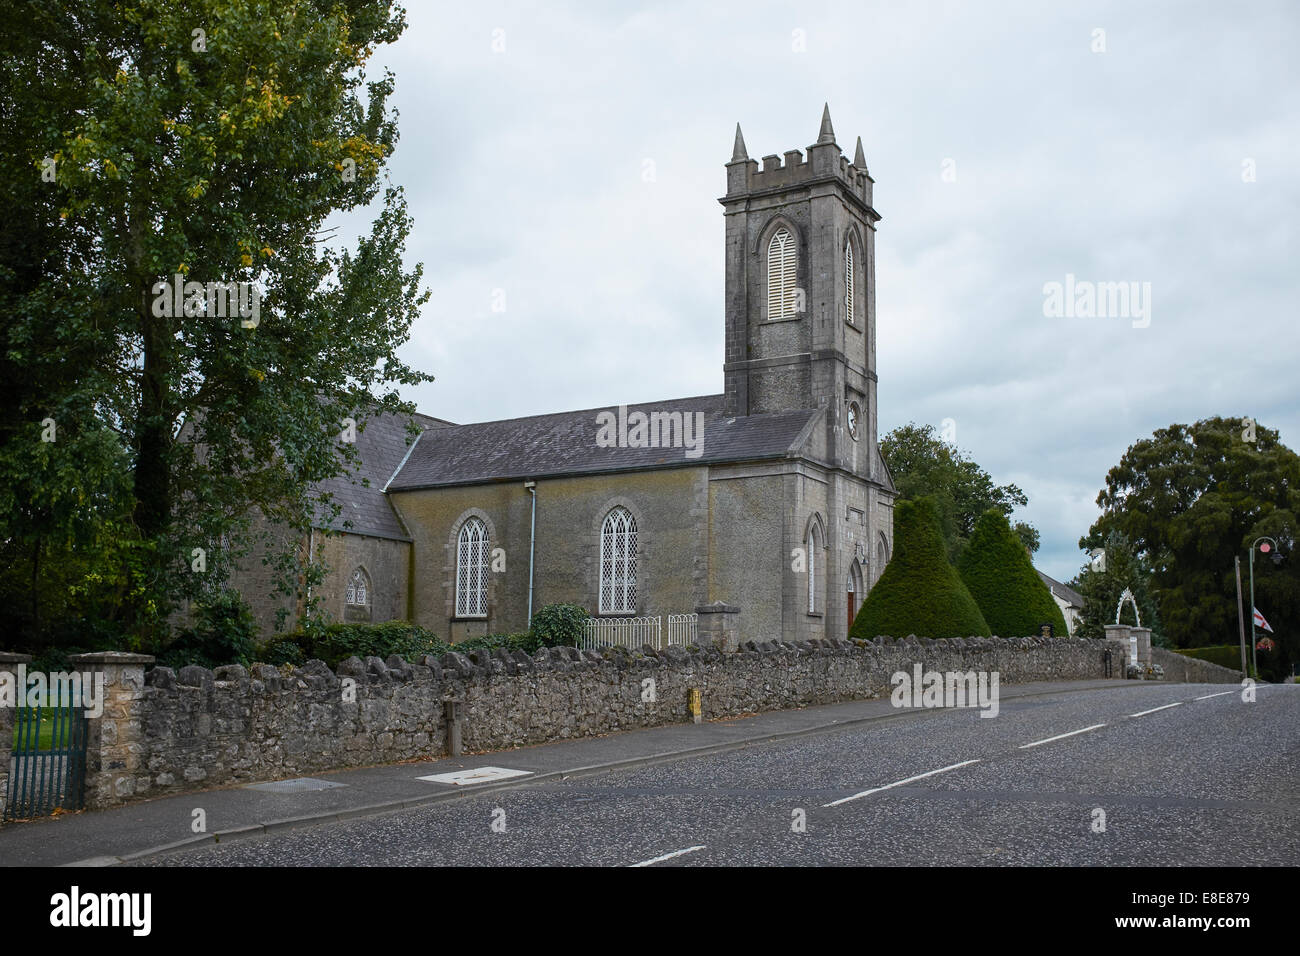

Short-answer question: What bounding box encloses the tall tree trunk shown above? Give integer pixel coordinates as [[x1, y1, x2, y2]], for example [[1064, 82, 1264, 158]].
[[126, 191, 171, 635]]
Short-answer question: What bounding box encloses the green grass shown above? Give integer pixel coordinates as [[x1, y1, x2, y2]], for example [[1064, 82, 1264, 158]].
[[11, 708, 80, 751]]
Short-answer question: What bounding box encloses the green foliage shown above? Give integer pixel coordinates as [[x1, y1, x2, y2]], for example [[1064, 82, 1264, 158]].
[[251, 621, 439, 669], [453, 632, 540, 655], [850, 498, 991, 640], [1079, 415, 1300, 670], [881, 423, 1038, 562], [1072, 531, 1164, 643], [958, 510, 1069, 637], [1174, 645, 1244, 670], [257, 636, 307, 667], [0, 0, 431, 648], [248, 613, 581, 671], [158, 591, 257, 669], [528, 603, 591, 648], [286, 621, 440, 669]]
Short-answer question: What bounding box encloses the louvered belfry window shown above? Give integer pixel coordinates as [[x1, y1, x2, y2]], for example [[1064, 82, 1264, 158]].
[[599, 508, 638, 614], [844, 240, 856, 324], [767, 227, 798, 319], [455, 517, 489, 617]]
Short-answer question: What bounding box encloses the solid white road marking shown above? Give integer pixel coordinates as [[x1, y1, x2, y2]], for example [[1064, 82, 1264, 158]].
[[631, 845, 707, 867], [821, 759, 982, 808], [1194, 691, 1235, 701], [1019, 724, 1107, 749], [1129, 702, 1183, 717]]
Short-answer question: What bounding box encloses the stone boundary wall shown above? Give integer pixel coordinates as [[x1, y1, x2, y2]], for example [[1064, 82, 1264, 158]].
[[1151, 646, 1243, 684], [122, 635, 1112, 806]]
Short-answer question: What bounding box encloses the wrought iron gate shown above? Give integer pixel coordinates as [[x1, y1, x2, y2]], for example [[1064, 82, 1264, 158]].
[[5, 702, 88, 820]]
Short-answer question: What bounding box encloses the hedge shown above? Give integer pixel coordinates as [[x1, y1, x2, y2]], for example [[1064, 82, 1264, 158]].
[[849, 497, 991, 640], [958, 510, 1069, 638], [1174, 645, 1244, 670], [253, 605, 586, 669], [257, 621, 440, 669]]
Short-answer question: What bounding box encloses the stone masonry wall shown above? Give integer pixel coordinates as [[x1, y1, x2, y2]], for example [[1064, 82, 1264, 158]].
[[1151, 646, 1243, 684], [126, 635, 1113, 804]]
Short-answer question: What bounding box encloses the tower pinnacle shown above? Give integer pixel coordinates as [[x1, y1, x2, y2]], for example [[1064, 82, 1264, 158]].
[[817, 103, 836, 145], [731, 123, 749, 162]]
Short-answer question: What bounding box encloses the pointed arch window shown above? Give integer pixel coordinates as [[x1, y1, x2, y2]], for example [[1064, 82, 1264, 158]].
[[807, 518, 824, 614], [346, 567, 371, 607], [456, 518, 489, 617], [767, 227, 798, 319], [877, 533, 890, 574], [599, 507, 638, 614], [844, 238, 856, 325]]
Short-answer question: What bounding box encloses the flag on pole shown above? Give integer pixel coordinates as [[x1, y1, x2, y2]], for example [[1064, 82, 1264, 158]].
[[1253, 607, 1274, 633]]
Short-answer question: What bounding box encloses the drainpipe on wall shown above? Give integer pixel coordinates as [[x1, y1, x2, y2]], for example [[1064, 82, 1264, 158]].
[[304, 527, 315, 629], [525, 481, 537, 625]]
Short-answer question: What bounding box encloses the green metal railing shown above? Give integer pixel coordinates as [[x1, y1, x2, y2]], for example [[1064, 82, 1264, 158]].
[[5, 702, 88, 820]]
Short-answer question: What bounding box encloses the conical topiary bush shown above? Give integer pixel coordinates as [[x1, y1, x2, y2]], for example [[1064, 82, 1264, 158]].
[[849, 497, 991, 640], [957, 509, 1069, 638]]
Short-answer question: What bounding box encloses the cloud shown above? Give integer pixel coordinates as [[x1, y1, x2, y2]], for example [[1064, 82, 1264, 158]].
[[327, 0, 1300, 582]]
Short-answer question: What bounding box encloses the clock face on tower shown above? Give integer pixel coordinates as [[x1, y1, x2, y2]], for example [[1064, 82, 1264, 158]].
[[847, 402, 860, 440]]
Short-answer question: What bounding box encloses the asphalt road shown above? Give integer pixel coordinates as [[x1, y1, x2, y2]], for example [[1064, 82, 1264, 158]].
[[135, 681, 1300, 866]]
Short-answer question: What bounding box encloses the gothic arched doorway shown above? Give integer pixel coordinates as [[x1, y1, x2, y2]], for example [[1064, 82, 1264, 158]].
[[847, 560, 863, 631]]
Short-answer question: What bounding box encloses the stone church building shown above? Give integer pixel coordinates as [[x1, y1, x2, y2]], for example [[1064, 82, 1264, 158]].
[[234, 107, 896, 644]]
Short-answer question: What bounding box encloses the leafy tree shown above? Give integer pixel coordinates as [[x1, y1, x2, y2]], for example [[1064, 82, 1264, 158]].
[[881, 423, 1038, 562], [958, 510, 1067, 637], [1070, 530, 1164, 644], [157, 590, 257, 669], [1080, 417, 1299, 674], [0, 0, 431, 650], [850, 497, 991, 640]]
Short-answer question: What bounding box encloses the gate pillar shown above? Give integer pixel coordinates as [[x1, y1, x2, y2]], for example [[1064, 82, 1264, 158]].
[[1103, 625, 1132, 675], [0, 653, 32, 821], [67, 652, 154, 810]]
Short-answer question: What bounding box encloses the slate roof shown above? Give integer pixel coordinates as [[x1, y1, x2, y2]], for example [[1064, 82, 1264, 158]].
[[1037, 569, 1084, 608], [313, 409, 452, 541], [386, 394, 824, 491]]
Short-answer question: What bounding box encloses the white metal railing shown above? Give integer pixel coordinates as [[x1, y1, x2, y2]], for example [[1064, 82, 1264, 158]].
[[667, 613, 697, 646], [580, 613, 698, 651]]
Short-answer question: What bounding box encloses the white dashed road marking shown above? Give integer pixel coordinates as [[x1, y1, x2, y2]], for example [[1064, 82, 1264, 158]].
[[1019, 724, 1107, 749], [631, 845, 707, 867], [1129, 702, 1183, 717], [822, 759, 982, 808], [1195, 691, 1235, 701]]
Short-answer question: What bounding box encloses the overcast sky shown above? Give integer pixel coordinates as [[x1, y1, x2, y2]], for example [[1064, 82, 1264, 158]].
[[336, 0, 1300, 584]]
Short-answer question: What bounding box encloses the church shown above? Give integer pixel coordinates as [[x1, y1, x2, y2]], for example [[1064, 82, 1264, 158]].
[[234, 106, 897, 645]]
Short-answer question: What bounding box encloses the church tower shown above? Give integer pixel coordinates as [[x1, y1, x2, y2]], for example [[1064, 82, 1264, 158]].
[[720, 105, 882, 481]]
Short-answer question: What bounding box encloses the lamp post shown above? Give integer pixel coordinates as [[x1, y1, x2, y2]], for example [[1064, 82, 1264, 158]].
[[1249, 536, 1282, 678]]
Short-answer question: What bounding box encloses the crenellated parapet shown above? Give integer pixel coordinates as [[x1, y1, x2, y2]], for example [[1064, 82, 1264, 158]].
[[725, 104, 876, 216]]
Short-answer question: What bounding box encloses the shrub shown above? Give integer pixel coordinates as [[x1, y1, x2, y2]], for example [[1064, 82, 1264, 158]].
[[258, 636, 307, 667], [259, 621, 440, 669], [529, 603, 590, 647], [453, 632, 539, 655], [958, 509, 1069, 637], [849, 497, 991, 640], [158, 591, 257, 669]]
